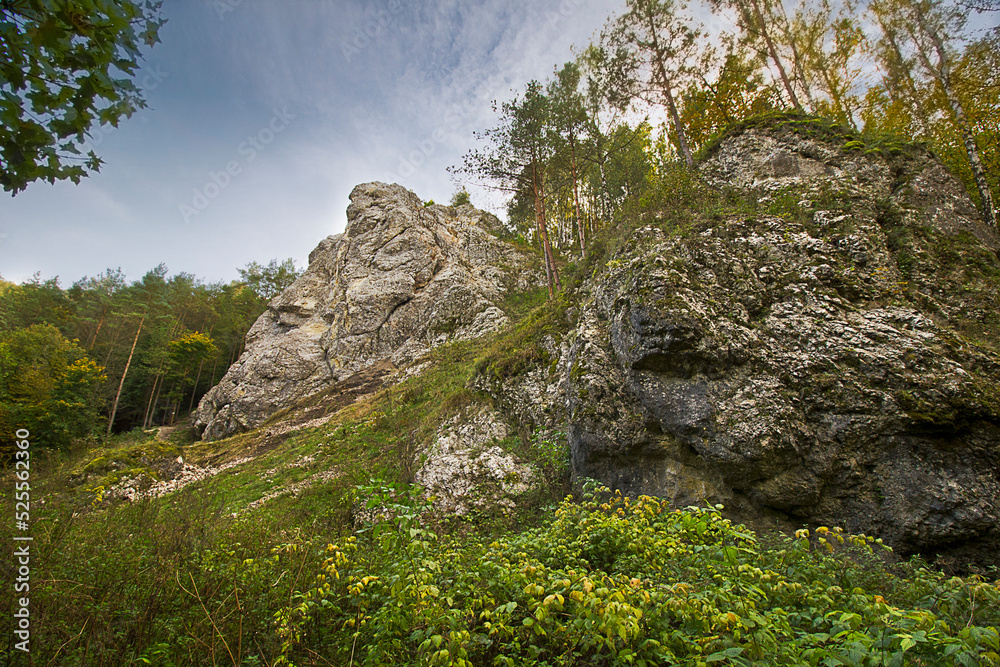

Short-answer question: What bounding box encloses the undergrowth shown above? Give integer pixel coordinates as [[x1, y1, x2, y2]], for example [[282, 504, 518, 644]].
[[276, 485, 1000, 666], [0, 337, 570, 666]]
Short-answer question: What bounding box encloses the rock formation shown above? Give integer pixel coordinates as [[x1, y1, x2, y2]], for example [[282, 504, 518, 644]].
[[194, 182, 540, 440], [195, 117, 1000, 567], [554, 120, 1000, 564]]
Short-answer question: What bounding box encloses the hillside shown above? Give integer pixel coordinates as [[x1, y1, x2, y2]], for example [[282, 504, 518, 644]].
[[2, 115, 999, 666]]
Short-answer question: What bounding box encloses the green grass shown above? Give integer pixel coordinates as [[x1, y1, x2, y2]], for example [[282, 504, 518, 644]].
[[0, 322, 576, 666]]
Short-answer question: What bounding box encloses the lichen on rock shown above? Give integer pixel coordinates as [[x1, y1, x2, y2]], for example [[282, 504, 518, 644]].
[[414, 406, 536, 515], [478, 117, 1000, 567]]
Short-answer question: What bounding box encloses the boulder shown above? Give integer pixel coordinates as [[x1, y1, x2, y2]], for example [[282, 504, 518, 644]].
[[477, 119, 1000, 566], [194, 182, 539, 440]]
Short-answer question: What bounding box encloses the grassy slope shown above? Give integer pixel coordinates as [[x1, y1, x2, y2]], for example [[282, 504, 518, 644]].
[[0, 285, 567, 666]]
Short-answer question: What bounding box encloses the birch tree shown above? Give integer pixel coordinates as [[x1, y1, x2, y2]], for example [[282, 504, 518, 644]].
[[870, 0, 997, 227], [603, 0, 703, 167]]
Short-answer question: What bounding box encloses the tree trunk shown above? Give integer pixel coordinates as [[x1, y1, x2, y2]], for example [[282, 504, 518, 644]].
[[908, 9, 996, 228], [88, 306, 106, 349], [107, 316, 144, 436], [646, 9, 695, 167], [537, 163, 561, 291], [148, 374, 165, 428], [663, 85, 692, 167], [744, 0, 802, 109], [776, 0, 816, 109], [532, 160, 555, 298], [188, 359, 205, 413], [570, 134, 586, 259], [209, 353, 221, 386], [142, 370, 162, 429], [874, 14, 933, 137]]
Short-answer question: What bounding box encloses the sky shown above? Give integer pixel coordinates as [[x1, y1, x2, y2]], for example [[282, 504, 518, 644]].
[[0, 0, 626, 286]]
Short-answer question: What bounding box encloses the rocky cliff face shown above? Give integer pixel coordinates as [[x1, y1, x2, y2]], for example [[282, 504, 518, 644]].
[[197, 119, 1000, 567], [194, 182, 539, 440], [555, 122, 1000, 565]]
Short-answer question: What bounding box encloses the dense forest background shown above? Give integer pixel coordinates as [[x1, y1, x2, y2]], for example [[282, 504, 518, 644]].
[[0, 259, 300, 453]]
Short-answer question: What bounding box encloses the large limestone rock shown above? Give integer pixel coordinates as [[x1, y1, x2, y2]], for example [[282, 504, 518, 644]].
[[194, 182, 539, 440], [482, 118, 1000, 566]]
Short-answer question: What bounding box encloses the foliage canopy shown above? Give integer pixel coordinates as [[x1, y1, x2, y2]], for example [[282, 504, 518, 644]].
[[0, 0, 165, 194]]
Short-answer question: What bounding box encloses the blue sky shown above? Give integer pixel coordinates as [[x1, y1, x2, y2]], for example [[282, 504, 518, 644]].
[[1, 0, 624, 285]]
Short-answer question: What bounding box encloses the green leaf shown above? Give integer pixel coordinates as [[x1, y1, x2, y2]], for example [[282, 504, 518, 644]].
[[706, 647, 744, 662]]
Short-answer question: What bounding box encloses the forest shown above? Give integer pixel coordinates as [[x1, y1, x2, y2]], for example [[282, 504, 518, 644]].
[[0, 259, 300, 456]]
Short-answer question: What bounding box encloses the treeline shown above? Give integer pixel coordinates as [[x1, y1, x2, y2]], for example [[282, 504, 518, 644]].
[[455, 0, 999, 297], [0, 259, 300, 452]]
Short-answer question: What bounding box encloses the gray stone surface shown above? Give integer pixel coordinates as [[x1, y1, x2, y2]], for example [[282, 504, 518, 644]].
[[194, 182, 539, 440], [414, 407, 536, 515], [481, 125, 1000, 565]]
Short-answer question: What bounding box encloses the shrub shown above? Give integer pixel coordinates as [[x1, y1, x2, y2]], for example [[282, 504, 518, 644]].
[[276, 486, 1000, 666], [0, 324, 106, 452]]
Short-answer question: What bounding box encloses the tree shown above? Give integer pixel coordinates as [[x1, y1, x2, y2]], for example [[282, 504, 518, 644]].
[[0, 323, 105, 450], [680, 44, 780, 152], [548, 62, 590, 258], [238, 258, 302, 300], [0, 273, 76, 331], [166, 331, 216, 422], [789, 0, 867, 127], [578, 43, 652, 223], [0, 0, 165, 194], [603, 0, 704, 167], [712, 0, 805, 110], [869, 0, 997, 227], [601, 122, 656, 212], [456, 82, 562, 298], [69, 268, 127, 348], [449, 189, 471, 206]]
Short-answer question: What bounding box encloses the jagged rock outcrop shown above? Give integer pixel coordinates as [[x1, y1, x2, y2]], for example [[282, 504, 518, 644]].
[[194, 182, 539, 440], [560, 122, 1000, 565], [476, 118, 1000, 566]]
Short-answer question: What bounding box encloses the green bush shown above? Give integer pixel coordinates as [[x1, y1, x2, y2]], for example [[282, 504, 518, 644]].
[[276, 486, 1000, 666]]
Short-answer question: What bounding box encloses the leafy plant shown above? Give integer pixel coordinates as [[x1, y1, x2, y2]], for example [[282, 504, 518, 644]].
[[276, 487, 1000, 666], [0, 0, 166, 193]]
